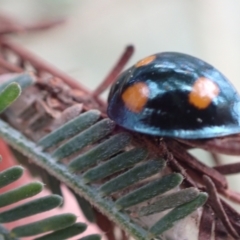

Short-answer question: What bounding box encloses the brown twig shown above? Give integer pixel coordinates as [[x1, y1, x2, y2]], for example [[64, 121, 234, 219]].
[[214, 162, 240, 175], [93, 45, 134, 97], [0, 55, 22, 72], [167, 154, 198, 188], [198, 205, 214, 240], [0, 13, 65, 34], [167, 140, 228, 189], [178, 135, 240, 156], [220, 188, 240, 205], [21, 19, 66, 33], [0, 37, 90, 92], [0, 14, 25, 34], [203, 175, 239, 239], [214, 218, 230, 240], [221, 199, 240, 235]]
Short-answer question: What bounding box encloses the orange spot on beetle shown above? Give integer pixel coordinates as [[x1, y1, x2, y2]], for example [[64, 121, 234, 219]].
[[135, 55, 156, 68], [122, 82, 150, 113], [189, 77, 220, 109]]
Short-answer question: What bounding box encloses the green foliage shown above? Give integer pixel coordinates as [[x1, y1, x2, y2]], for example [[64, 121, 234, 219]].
[[0, 164, 101, 240], [52, 118, 116, 160], [99, 160, 165, 196], [0, 117, 208, 239], [0, 75, 102, 240], [11, 214, 77, 237], [0, 73, 208, 239], [139, 187, 200, 216], [0, 166, 24, 188], [38, 110, 101, 150], [115, 173, 183, 209], [0, 182, 43, 208], [83, 147, 148, 183], [149, 193, 208, 236], [0, 195, 62, 222], [69, 132, 133, 170], [35, 223, 88, 240], [0, 82, 21, 113]]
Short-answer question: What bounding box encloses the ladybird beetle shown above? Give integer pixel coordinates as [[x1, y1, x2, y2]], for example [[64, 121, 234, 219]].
[[107, 52, 240, 139]]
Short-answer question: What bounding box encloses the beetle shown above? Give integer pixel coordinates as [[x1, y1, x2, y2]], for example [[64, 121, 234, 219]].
[[107, 52, 240, 139]]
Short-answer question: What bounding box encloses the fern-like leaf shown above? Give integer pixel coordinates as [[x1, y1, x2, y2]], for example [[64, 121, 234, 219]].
[[0, 115, 206, 239], [0, 75, 101, 239], [0, 164, 101, 239]]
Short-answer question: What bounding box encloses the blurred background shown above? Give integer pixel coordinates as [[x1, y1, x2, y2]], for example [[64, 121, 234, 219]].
[[1, 0, 240, 209]]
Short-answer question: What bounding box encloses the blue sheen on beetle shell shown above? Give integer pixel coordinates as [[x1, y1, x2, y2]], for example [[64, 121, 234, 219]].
[[107, 52, 240, 139]]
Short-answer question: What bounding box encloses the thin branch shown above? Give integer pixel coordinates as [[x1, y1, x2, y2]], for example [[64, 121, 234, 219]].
[[0, 37, 90, 93], [221, 199, 240, 235], [198, 205, 214, 240], [0, 13, 65, 34], [214, 162, 240, 175], [0, 56, 22, 73], [220, 188, 240, 205], [167, 140, 227, 189], [93, 45, 134, 97], [203, 175, 239, 239], [177, 135, 240, 156], [21, 19, 66, 33]]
